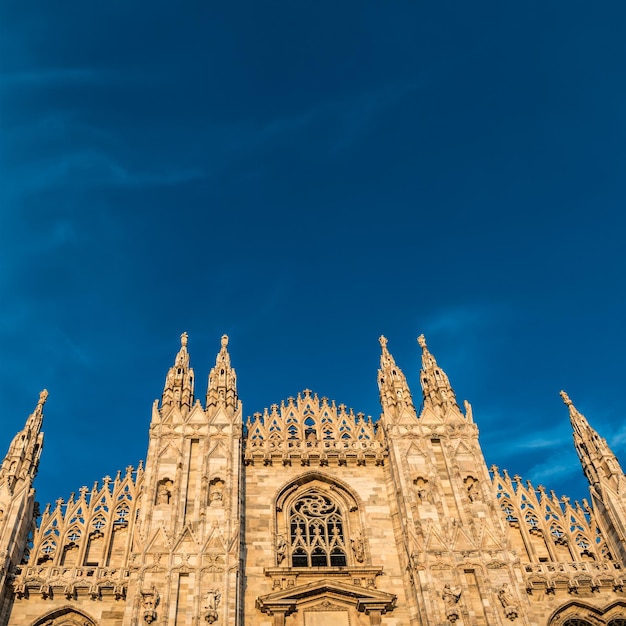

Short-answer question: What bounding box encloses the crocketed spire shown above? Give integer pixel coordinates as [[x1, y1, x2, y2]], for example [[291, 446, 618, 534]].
[[561, 390, 623, 490], [377, 335, 415, 414], [418, 334, 461, 416], [161, 332, 195, 411], [0, 390, 47, 492], [206, 335, 238, 413]]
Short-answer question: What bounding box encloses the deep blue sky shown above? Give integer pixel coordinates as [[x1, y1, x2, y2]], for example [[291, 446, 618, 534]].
[[2, 1, 625, 508]]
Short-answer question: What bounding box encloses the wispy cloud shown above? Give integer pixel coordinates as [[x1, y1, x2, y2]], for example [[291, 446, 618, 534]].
[[422, 301, 516, 337], [236, 78, 421, 156], [5, 150, 205, 195], [526, 448, 583, 489], [0, 68, 100, 88]]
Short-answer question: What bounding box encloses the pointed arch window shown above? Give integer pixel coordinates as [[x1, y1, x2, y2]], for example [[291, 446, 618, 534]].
[[289, 493, 347, 567]]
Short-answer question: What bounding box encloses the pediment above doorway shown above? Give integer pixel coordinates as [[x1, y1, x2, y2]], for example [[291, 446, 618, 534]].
[[256, 577, 396, 625]]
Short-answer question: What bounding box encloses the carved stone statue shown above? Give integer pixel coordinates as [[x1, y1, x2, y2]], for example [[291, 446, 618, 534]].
[[276, 534, 287, 564], [156, 479, 171, 505], [464, 476, 480, 502], [442, 583, 461, 606], [415, 477, 431, 504], [203, 588, 221, 623], [351, 534, 365, 563], [141, 586, 159, 623], [498, 583, 518, 620], [40, 582, 50, 599], [209, 478, 225, 505], [64, 581, 75, 599], [204, 588, 221, 610], [442, 583, 461, 623]]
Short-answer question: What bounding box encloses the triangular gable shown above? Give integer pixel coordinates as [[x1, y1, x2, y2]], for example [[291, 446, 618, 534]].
[[185, 403, 207, 425], [256, 578, 396, 617], [452, 440, 474, 457], [145, 526, 171, 553], [209, 405, 232, 426], [478, 524, 504, 552], [424, 523, 448, 552], [418, 406, 443, 425], [173, 525, 198, 553], [452, 525, 477, 551], [202, 525, 228, 553], [158, 441, 182, 459]]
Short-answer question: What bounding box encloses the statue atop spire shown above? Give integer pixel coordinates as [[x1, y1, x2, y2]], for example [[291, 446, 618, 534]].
[[417, 334, 462, 418], [161, 332, 195, 412], [377, 335, 415, 421], [206, 334, 238, 415], [37, 389, 48, 409]]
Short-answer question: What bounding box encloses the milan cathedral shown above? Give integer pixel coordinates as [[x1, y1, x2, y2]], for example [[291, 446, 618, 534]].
[[1, 334, 625, 625]]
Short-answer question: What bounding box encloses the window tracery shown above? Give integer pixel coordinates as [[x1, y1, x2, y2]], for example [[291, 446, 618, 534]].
[[114, 503, 130, 527], [289, 493, 347, 567]]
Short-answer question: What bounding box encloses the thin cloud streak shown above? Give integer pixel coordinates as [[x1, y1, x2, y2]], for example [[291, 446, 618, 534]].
[[0, 68, 100, 87], [5, 151, 206, 194]]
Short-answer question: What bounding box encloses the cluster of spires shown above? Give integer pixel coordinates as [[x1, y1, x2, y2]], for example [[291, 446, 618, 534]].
[[3, 332, 618, 510], [160, 332, 239, 413]]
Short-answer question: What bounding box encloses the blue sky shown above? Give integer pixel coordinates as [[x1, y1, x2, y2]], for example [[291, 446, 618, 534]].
[[1, 1, 626, 508]]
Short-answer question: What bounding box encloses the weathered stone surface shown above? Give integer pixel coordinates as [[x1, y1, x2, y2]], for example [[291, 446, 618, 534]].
[[1, 333, 626, 625]]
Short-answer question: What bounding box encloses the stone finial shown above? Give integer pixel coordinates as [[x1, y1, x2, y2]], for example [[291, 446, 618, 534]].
[[560, 390, 572, 406], [221, 334, 228, 348], [379, 335, 388, 349], [417, 334, 427, 348], [38, 389, 49, 407], [181, 332, 188, 347]]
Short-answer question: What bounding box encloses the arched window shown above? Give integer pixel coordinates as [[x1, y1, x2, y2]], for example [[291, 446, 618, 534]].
[[289, 492, 347, 567]]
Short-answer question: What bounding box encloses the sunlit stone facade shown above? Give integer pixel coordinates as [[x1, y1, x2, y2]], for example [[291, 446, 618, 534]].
[[1, 333, 626, 625]]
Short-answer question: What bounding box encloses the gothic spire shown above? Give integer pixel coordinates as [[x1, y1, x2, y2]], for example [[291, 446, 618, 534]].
[[161, 332, 195, 411], [377, 336, 415, 415], [206, 334, 238, 413], [560, 390, 623, 490], [0, 390, 47, 492], [417, 334, 461, 416]]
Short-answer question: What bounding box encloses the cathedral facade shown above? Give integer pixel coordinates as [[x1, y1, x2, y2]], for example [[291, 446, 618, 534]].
[[1, 333, 625, 626]]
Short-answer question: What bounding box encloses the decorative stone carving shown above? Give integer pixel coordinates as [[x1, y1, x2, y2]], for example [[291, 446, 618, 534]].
[[351, 533, 365, 563], [464, 476, 479, 502], [209, 478, 225, 505], [414, 476, 431, 504], [156, 478, 173, 504], [497, 583, 518, 620], [276, 534, 287, 564], [442, 583, 461, 623], [141, 586, 159, 623], [64, 580, 75, 599], [203, 588, 221, 623]]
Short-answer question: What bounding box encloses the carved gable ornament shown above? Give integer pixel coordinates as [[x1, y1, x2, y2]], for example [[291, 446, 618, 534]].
[[256, 578, 396, 620]]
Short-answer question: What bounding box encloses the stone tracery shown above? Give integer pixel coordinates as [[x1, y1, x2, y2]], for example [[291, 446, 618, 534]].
[[4, 333, 626, 625], [244, 389, 385, 467]]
